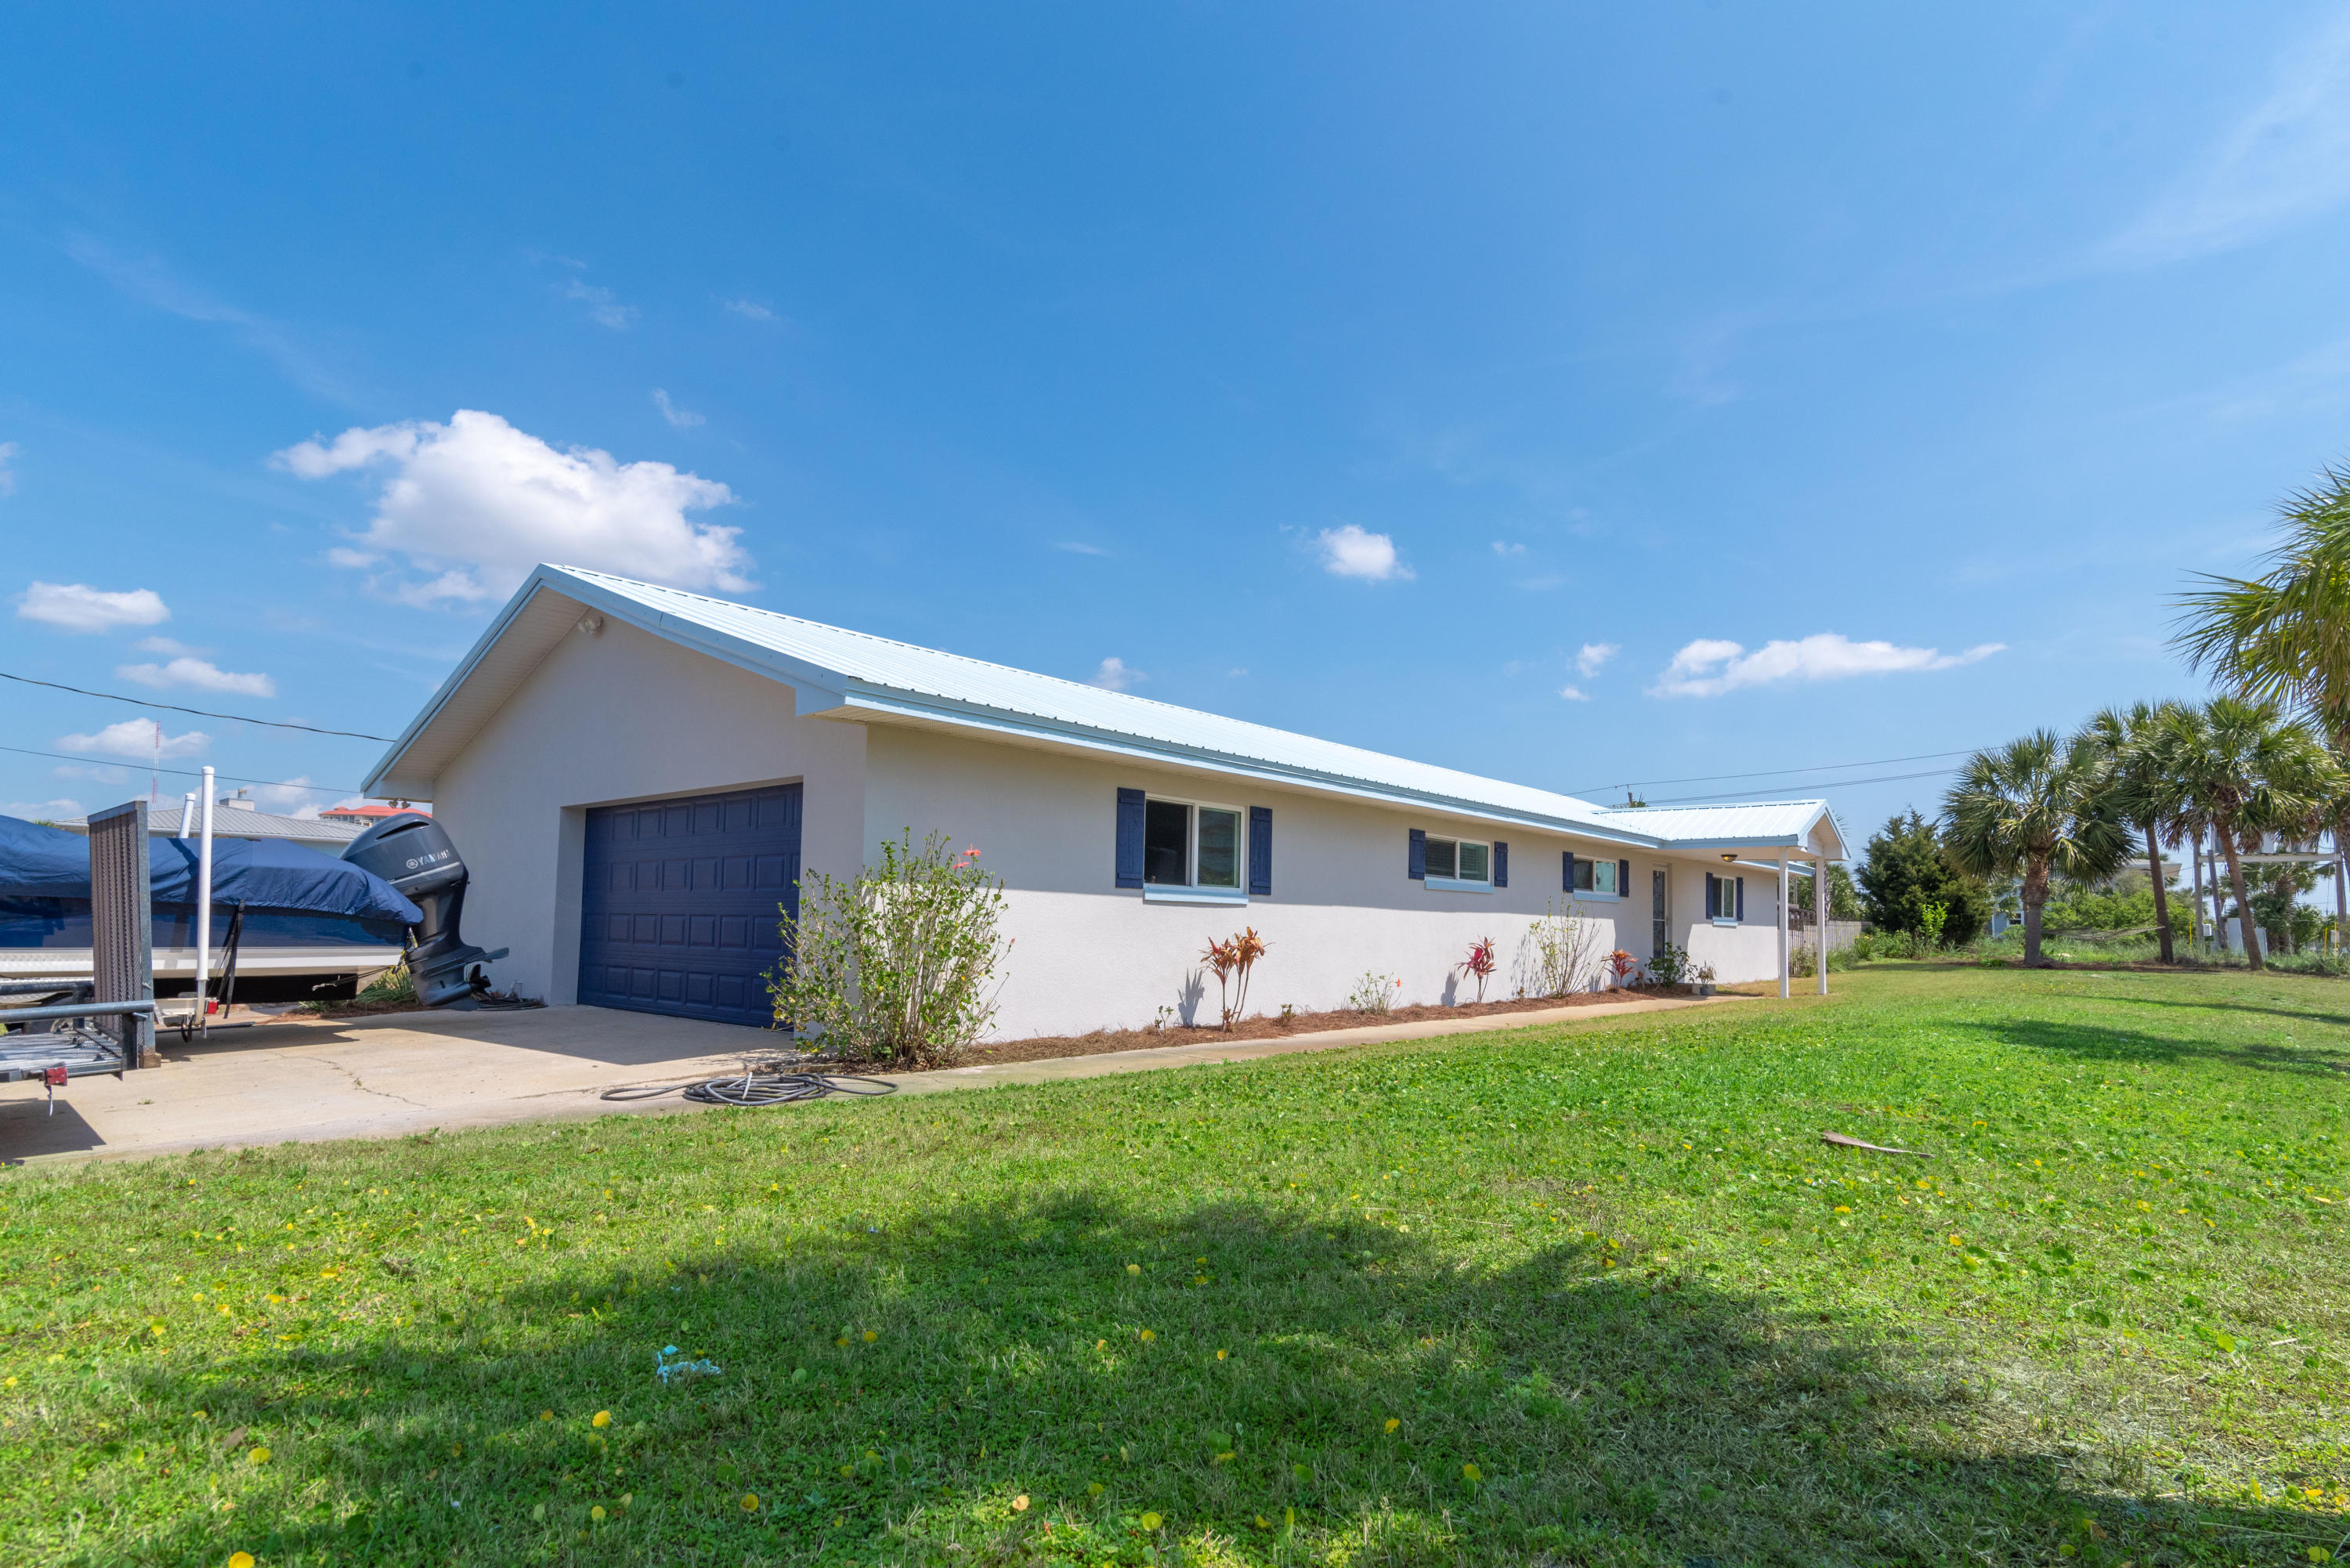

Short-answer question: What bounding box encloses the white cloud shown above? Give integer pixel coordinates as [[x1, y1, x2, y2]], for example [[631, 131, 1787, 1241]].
[[16, 581, 170, 632], [1089, 656, 1144, 691], [1227, 667, 1248, 677], [2107, 10, 2350, 265], [64, 235, 349, 401], [724, 298, 779, 323], [652, 388, 705, 428], [277, 409, 749, 605], [0, 441, 17, 495], [1053, 541, 1108, 556], [1574, 641, 1620, 679], [249, 775, 322, 816], [1648, 634, 2005, 698], [58, 718, 210, 759], [1316, 524, 1413, 581], [1559, 685, 1591, 702], [324, 547, 381, 569], [117, 656, 277, 698], [2, 798, 81, 821], [133, 635, 192, 655], [52, 763, 127, 784], [1491, 540, 1526, 556], [562, 276, 637, 329]]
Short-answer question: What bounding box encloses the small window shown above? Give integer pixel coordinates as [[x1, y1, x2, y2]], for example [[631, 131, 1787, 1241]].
[[1710, 875, 1741, 920], [1144, 797, 1244, 891], [1571, 857, 1618, 895], [1425, 836, 1490, 887]]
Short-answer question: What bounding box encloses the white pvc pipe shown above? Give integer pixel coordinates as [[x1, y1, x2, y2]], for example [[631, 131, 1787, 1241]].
[[179, 792, 197, 840], [197, 766, 215, 1023], [1777, 854, 1790, 999]]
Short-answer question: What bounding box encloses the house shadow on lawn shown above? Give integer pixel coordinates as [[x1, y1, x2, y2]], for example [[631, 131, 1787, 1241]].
[[107, 1191, 2332, 1567]]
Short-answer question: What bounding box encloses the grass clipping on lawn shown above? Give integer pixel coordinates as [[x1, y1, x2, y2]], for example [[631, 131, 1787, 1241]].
[[2, 966, 2346, 1566]]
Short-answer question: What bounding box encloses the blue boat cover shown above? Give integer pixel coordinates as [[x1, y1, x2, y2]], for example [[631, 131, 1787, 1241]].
[[0, 815, 422, 924]]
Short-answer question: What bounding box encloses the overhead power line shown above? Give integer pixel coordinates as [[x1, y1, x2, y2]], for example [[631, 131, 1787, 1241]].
[[1570, 746, 1987, 799], [1631, 765, 1965, 807], [0, 742, 361, 798], [0, 670, 392, 742]]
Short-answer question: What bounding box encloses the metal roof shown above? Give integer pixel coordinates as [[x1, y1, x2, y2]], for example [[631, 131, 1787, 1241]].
[[55, 807, 362, 846], [1594, 801, 1848, 860], [367, 564, 1848, 858]]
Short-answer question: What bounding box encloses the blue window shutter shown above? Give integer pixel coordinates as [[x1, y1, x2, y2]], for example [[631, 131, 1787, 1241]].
[[1705, 871, 1717, 917], [1563, 851, 1575, 892], [1493, 841, 1508, 887], [1249, 806, 1273, 896], [1115, 788, 1146, 889], [1619, 859, 1631, 901], [1408, 829, 1426, 880], [1736, 876, 1746, 922]]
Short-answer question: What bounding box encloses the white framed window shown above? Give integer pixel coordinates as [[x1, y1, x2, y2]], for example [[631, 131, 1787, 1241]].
[[1424, 835, 1491, 893], [1708, 873, 1743, 923], [1570, 857, 1619, 897], [1143, 796, 1248, 902]]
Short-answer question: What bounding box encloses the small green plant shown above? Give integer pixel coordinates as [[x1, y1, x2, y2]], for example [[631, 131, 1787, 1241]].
[[1918, 901, 1950, 948], [1348, 971, 1400, 1015], [1647, 941, 1688, 987], [768, 830, 1009, 1067], [1202, 927, 1270, 1030]]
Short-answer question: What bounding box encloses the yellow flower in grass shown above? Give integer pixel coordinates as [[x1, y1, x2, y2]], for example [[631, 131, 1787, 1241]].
[[740, 1494, 760, 1512], [862, 1329, 877, 1342], [1012, 1494, 1030, 1512], [1087, 1481, 1104, 1497], [1254, 1514, 1271, 1530], [1138, 1329, 1155, 1343], [591, 1411, 612, 1428], [1462, 1462, 1482, 1483], [1383, 1418, 1399, 1434], [1141, 1511, 1163, 1530], [539, 1411, 553, 1422], [228, 1555, 255, 1568], [1126, 1263, 1141, 1275], [1833, 1205, 1851, 1215], [248, 1447, 271, 1465], [591, 1505, 606, 1522], [1215, 1349, 1227, 1361]]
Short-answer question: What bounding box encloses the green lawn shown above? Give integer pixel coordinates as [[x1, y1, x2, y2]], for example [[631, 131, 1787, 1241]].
[[4, 967, 2347, 1567]]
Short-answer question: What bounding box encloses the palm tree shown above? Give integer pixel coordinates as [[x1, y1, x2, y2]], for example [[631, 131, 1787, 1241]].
[[2157, 697, 2341, 968], [2081, 701, 2186, 963], [1943, 730, 2130, 966], [2175, 468, 2350, 902]]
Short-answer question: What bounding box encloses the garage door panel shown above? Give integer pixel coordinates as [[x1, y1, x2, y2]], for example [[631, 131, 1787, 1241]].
[[579, 782, 799, 1028]]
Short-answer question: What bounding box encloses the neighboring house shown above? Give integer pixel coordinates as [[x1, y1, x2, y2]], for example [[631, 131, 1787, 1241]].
[[363, 565, 1847, 1036], [319, 803, 429, 826], [57, 795, 365, 858]]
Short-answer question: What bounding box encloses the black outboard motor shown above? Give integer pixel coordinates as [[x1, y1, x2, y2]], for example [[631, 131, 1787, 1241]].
[[341, 814, 508, 1007]]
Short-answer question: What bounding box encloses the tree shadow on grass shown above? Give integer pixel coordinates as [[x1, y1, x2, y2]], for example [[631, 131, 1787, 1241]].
[[1948, 1015, 2350, 1080], [77, 1191, 2340, 1567]]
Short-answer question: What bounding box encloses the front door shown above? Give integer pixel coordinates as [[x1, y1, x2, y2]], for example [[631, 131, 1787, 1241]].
[[1652, 868, 1670, 957]]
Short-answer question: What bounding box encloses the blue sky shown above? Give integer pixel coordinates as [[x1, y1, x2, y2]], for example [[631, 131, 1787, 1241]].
[[5, 4, 2350, 851]]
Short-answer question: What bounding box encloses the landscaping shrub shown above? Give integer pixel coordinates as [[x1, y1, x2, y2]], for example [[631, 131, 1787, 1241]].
[[768, 830, 1009, 1066]]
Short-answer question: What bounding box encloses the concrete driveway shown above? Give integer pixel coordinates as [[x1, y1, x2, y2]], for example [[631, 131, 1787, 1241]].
[[0, 992, 1731, 1165]]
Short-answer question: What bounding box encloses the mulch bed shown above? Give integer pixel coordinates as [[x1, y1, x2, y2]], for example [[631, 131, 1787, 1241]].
[[942, 988, 1685, 1069]]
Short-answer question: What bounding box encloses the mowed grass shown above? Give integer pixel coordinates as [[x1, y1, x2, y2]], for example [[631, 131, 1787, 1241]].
[[3, 969, 2348, 1567]]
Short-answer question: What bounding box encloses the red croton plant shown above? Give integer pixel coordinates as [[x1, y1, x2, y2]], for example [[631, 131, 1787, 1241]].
[[1201, 927, 1270, 1029]]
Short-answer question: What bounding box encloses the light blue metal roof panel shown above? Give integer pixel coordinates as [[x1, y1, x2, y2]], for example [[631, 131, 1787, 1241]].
[[551, 567, 1638, 835]]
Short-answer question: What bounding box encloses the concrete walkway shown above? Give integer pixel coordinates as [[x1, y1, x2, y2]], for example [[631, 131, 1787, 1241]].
[[0, 992, 1729, 1166]]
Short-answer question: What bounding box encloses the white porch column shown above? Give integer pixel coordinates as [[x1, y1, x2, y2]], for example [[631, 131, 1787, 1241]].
[[1816, 857, 1830, 995], [1777, 854, 1789, 999]]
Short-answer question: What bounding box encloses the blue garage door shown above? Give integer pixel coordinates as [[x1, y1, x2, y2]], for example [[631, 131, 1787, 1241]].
[[578, 784, 801, 1027]]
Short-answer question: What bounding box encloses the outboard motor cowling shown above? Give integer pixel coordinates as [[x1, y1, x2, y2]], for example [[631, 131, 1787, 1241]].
[[341, 814, 504, 1006]]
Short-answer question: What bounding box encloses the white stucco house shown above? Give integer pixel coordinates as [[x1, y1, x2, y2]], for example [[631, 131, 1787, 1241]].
[[363, 565, 1846, 1037]]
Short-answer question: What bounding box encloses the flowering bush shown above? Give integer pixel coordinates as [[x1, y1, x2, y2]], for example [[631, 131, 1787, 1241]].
[[1606, 948, 1639, 988], [1459, 938, 1498, 1003], [1202, 927, 1270, 1030], [768, 830, 1009, 1066]]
